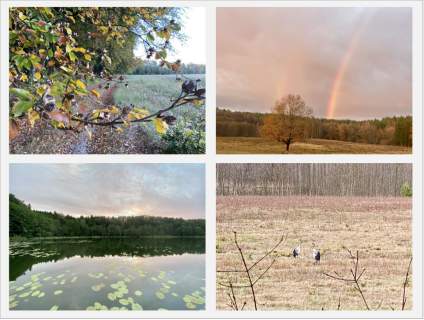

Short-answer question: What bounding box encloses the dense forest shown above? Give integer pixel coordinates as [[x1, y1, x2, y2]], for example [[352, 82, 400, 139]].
[[217, 108, 412, 147], [9, 194, 205, 238], [130, 59, 205, 75], [217, 164, 412, 197]]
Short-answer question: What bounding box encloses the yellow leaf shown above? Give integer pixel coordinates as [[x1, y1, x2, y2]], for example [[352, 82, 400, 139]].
[[34, 72, 42, 80], [73, 47, 86, 53], [109, 106, 119, 114], [18, 12, 27, 20], [153, 118, 168, 135], [84, 54, 91, 61], [20, 74, 28, 81], [115, 127, 123, 133], [75, 79, 86, 89], [90, 89, 100, 98], [36, 87, 45, 96], [28, 110, 40, 127]]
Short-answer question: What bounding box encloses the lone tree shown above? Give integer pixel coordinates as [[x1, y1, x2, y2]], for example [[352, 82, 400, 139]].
[[260, 94, 312, 152]]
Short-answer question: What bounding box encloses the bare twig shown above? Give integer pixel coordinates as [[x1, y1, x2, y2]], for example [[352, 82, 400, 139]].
[[234, 231, 258, 310], [402, 257, 412, 310], [323, 249, 370, 310], [218, 231, 286, 311]]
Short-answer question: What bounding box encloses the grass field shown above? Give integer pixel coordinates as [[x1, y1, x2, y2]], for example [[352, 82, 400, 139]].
[[216, 137, 412, 154], [216, 196, 412, 310], [114, 74, 205, 114]]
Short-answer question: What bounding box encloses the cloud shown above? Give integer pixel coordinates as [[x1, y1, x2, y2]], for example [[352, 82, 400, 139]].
[[10, 164, 205, 219], [217, 7, 411, 119]]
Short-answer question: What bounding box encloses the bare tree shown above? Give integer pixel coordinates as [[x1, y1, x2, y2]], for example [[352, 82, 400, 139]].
[[217, 163, 412, 197]]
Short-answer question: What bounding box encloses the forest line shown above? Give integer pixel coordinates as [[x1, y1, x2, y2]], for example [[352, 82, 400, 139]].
[[217, 163, 412, 197], [217, 108, 412, 147], [10, 194, 205, 238]]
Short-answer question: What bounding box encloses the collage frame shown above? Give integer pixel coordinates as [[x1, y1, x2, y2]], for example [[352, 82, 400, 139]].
[[0, 0, 422, 319]]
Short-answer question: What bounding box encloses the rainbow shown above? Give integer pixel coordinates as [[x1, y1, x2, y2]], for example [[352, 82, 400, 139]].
[[326, 12, 373, 119]]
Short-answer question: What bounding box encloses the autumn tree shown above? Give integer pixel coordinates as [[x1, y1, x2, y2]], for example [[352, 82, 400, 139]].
[[260, 94, 312, 152], [9, 7, 204, 140]]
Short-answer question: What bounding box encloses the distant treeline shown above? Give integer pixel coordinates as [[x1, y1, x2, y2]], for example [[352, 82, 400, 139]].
[[216, 108, 412, 147], [9, 194, 205, 238], [130, 59, 205, 75], [217, 164, 412, 197]]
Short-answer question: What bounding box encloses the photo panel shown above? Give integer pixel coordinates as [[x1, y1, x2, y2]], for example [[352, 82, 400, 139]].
[[8, 163, 206, 311], [9, 7, 206, 155], [216, 163, 412, 311], [216, 7, 412, 154]]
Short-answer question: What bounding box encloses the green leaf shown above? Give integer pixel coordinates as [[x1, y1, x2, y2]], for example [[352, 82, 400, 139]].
[[68, 51, 77, 62], [12, 100, 33, 117], [10, 88, 33, 101]]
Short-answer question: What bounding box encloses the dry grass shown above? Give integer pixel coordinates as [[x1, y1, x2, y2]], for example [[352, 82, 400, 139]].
[[216, 137, 412, 154], [216, 196, 412, 310]]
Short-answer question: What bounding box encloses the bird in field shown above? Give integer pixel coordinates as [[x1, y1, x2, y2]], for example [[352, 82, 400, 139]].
[[293, 242, 301, 258], [312, 248, 321, 264]]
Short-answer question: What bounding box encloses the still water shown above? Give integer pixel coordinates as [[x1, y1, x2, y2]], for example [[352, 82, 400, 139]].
[[9, 238, 205, 311]]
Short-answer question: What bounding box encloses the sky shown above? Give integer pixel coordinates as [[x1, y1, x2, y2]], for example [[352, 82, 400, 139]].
[[134, 7, 206, 64], [10, 164, 205, 219], [217, 7, 412, 120]]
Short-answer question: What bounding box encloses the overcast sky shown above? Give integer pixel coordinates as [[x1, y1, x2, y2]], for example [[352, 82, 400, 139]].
[[217, 7, 412, 120], [134, 7, 206, 64], [10, 164, 205, 219]]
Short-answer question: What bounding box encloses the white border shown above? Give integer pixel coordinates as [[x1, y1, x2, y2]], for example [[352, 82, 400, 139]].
[[1, 0, 422, 319]]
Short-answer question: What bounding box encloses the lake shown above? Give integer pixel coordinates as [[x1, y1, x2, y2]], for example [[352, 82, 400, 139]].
[[9, 237, 205, 311]]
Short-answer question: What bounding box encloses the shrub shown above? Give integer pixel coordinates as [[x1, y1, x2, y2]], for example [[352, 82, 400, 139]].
[[400, 182, 412, 197], [162, 116, 205, 154]]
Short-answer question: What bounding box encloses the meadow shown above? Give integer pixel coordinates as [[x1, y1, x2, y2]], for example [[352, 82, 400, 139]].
[[217, 137, 412, 154], [216, 196, 412, 310]]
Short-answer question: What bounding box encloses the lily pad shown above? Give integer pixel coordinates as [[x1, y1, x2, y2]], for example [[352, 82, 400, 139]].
[[167, 280, 176, 285], [107, 292, 116, 301], [155, 292, 165, 300], [31, 290, 41, 297], [91, 283, 105, 292], [18, 292, 30, 298], [171, 292, 179, 297], [50, 305, 59, 311], [186, 302, 196, 309], [119, 298, 129, 306], [132, 303, 142, 310], [134, 290, 142, 296], [54, 290, 63, 295]]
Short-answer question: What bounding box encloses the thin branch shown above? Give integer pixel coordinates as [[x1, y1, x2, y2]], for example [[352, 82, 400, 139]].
[[323, 249, 370, 310], [234, 231, 258, 310], [247, 234, 286, 272], [402, 257, 412, 310]]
